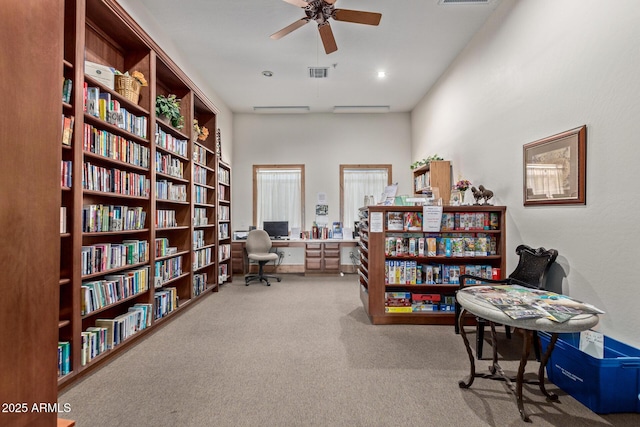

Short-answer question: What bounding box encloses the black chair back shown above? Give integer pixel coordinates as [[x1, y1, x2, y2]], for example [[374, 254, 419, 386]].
[[508, 244, 559, 290]]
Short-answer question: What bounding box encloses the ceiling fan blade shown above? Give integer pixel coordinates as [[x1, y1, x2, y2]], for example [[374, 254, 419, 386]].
[[282, 0, 309, 8], [270, 18, 310, 40], [318, 22, 338, 54], [333, 9, 382, 26]]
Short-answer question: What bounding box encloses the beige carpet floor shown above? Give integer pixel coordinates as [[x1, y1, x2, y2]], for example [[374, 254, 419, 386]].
[[59, 274, 640, 426]]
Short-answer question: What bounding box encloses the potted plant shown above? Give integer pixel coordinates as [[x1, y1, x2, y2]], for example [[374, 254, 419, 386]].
[[410, 154, 444, 170], [156, 94, 184, 129]]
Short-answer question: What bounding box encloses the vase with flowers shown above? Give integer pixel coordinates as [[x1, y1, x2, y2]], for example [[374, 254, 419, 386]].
[[455, 179, 473, 205], [192, 119, 209, 142]]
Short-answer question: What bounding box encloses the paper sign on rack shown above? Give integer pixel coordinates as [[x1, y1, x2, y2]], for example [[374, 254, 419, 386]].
[[422, 206, 443, 232]]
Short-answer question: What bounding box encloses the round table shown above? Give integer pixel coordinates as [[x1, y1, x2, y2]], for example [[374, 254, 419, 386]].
[[456, 288, 599, 422]]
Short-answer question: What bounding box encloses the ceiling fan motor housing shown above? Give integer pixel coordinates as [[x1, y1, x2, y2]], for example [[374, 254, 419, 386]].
[[304, 0, 335, 24]]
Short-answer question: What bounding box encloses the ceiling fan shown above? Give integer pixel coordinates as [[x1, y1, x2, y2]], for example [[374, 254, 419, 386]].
[[270, 0, 382, 54]]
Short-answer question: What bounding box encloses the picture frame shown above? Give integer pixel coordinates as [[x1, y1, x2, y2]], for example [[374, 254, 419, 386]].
[[523, 125, 586, 206]]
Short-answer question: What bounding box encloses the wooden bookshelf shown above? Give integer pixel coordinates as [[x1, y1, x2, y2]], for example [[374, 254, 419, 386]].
[[217, 159, 232, 284], [412, 160, 452, 205], [358, 205, 506, 325], [56, 0, 223, 390]]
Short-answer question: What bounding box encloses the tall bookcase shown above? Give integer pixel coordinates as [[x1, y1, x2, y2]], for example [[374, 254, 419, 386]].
[[217, 160, 233, 283], [412, 160, 452, 205], [358, 205, 506, 325], [57, 0, 226, 389]]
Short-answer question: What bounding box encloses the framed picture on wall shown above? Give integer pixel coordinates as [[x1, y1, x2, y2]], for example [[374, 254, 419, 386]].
[[523, 125, 586, 206]]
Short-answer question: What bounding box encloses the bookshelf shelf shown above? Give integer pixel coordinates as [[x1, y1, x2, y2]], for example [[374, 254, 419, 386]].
[[358, 205, 506, 325], [54, 0, 225, 389]]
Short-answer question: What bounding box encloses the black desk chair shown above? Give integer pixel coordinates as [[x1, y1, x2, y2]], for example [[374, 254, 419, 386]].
[[455, 244, 558, 359], [244, 229, 281, 286]]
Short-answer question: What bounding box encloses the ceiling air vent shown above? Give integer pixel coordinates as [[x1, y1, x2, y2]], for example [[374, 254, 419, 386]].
[[439, 0, 491, 4], [308, 67, 329, 78]]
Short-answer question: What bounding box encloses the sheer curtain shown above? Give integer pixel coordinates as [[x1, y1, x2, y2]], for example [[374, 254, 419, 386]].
[[526, 164, 563, 197], [343, 168, 389, 228], [256, 168, 302, 230]]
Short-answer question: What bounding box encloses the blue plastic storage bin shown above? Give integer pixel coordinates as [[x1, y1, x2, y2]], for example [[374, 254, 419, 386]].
[[539, 332, 640, 414]]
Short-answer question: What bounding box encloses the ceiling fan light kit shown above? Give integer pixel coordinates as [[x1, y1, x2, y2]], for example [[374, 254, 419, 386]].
[[271, 0, 382, 54]]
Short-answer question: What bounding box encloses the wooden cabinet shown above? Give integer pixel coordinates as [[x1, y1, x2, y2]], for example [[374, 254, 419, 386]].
[[56, 0, 223, 390], [231, 242, 245, 274], [305, 242, 348, 273], [412, 160, 451, 205], [358, 205, 506, 325]]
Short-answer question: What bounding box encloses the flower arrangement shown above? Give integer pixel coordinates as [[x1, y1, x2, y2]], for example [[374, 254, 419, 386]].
[[193, 119, 209, 141], [455, 179, 472, 192]]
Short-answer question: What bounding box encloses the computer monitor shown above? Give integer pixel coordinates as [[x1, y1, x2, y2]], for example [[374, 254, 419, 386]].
[[263, 221, 289, 239]]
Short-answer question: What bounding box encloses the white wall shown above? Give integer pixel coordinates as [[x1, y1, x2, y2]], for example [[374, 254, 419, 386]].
[[232, 113, 412, 232], [117, 0, 234, 165], [412, 0, 640, 347]]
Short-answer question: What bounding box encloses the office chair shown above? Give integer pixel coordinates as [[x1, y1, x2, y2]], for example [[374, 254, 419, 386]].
[[455, 244, 558, 359], [244, 229, 282, 286]]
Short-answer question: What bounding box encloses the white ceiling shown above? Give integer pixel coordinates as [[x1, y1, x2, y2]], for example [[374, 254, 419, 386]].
[[123, 0, 501, 113]]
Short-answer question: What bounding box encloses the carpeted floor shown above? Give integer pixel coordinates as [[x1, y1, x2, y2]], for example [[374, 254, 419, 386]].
[[59, 275, 639, 426]]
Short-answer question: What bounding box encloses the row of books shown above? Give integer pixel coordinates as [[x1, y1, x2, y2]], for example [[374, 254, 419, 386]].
[[219, 244, 231, 261], [61, 160, 72, 188], [193, 247, 212, 270], [156, 180, 187, 202], [84, 84, 148, 138], [81, 240, 149, 276], [218, 184, 228, 201], [61, 207, 67, 234], [156, 124, 188, 158], [155, 237, 178, 258], [218, 205, 230, 221], [193, 144, 208, 164], [194, 207, 209, 226], [57, 341, 71, 377], [384, 292, 456, 313], [156, 209, 178, 228], [385, 260, 498, 285], [154, 256, 183, 288], [194, 164, 208, 185], [194, 185, 208, 204], [219, 223, 229, 239], [219, 264, 228, 282], [62, 114, 74, 146], [385, 235, 497, 258], [193, 230, 206, 249], [155, 287, 178, 320], [386, 211, 500, 232], [83, 162, 151, 197], [62, 78, 73, 104], [218, 167, 230, 185], [155, 151, 185, 178], [82, 204, 146, 233], [84, 123, 150, 168], [194, 273, 208, 297], [81, 266, 150, 316], [82, 303, 153, 365]]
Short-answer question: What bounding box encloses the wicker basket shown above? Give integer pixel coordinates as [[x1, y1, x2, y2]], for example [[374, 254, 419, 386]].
[[114, 75, 141, 104]]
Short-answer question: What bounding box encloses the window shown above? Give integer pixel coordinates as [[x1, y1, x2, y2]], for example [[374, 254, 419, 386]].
[[340, 165, 392, 229], [253, 165, 305, 231]]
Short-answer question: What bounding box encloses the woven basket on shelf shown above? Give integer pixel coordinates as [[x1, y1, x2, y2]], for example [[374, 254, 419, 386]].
[[114, 75, 141, 104]]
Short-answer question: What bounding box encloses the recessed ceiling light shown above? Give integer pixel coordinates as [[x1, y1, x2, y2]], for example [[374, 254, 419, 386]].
[[262, 70, 274, 77], [377, 71, 386, 78]]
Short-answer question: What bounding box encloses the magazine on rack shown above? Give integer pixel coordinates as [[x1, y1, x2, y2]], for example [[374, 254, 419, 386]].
[[464, 284, 604, 323]]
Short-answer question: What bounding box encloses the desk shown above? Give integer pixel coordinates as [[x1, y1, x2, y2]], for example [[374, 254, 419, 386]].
[[456, 288, 599, 422], [232, 239, 358, 275]]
